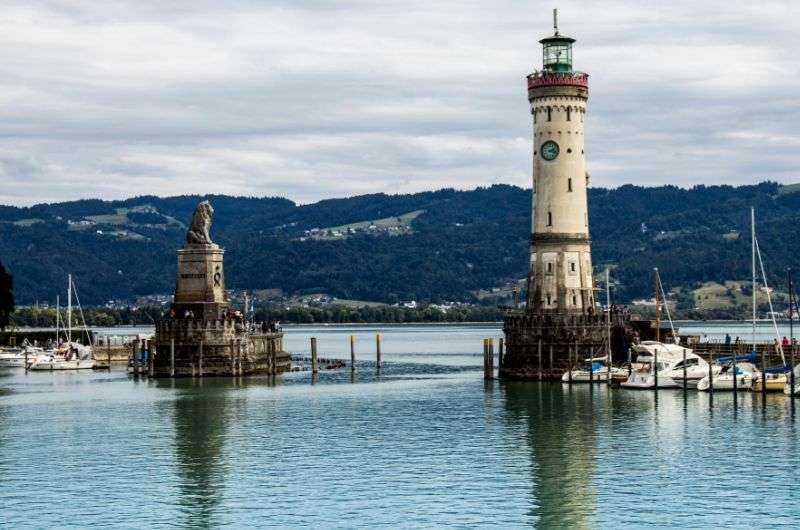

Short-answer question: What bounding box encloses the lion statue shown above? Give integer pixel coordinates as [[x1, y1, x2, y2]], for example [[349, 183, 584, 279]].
[[186, 200, 214, 245]]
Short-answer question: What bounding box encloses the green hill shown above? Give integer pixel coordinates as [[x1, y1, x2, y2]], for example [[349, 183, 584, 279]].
[[0, 181, 797, 308]]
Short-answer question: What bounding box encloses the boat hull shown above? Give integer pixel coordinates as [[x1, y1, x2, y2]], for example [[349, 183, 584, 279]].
[[29, 359, 95, 371], [753, 374, 787, 393], [620, 372, 679, 389], [697, 375, 753, 391]]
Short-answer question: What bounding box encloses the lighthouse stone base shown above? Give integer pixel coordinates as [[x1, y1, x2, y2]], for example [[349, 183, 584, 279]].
[[501, 310, 627, 380]]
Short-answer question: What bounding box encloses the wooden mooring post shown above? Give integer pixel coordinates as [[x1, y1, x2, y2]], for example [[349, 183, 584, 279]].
[[350, 335, 356, 372], [483, 338, 489, 380], [149, 344, 155, 377], [682, 348, 688, 392], [487, 338, 494, 380], [567, 344, 573, 385], [376, 333, 382, 370], [653, 348, 659, 390], [761, 347, 766, 402], [311, 337, 318, 373], [170, 338, 175, 377], [198, 341, 203, 378], [107, 341, 112, 371], [708, 351, 714, 395], [537, 338, 542, 381], [498, 337, 504, 375]]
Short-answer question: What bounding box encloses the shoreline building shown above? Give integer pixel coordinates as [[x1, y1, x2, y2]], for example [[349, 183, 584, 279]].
[[501, 12, 625, 379]]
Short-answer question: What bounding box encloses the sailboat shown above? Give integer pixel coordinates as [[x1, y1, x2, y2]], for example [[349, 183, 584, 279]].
[[698, 208, 782, 391], [29, 275, 95, 371]]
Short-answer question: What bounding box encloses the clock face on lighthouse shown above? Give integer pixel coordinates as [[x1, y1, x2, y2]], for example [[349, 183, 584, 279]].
[[541, 141, 559, 161]]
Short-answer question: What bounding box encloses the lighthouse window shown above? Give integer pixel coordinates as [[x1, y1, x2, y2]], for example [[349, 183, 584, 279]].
[[568, 178, 572, 192], [566, 107, 571, 121], [546, 263, 553, 274], [547, 107, 552, 121], [570, 262, 576, 272], [547, 211, 552, 226], [533, 111, 537, 124], [572, 294, 577, 305], [546, 294, 552, 305]]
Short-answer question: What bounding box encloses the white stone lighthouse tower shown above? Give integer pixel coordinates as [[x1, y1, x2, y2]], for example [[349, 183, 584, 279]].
[[500, 11, 617, 380], [526, 10, 594, 313]]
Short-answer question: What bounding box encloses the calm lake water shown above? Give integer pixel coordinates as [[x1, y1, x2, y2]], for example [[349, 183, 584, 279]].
[[2, 323, 800, 528]]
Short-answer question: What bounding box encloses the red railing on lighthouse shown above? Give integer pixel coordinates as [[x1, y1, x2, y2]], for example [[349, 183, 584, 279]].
[[527, 70, 589, 90]]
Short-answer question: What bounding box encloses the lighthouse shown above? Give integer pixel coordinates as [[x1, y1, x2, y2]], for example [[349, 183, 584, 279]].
[[501, 11, 615, 380], [526, 9, 594, 313]]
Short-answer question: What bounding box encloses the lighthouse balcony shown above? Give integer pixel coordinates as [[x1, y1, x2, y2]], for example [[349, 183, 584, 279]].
[[527, 70, 589, 90]]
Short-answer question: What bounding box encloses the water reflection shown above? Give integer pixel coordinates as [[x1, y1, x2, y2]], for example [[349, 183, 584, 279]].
[[502, 382, 598, 529], [162, 378, 233, 527]]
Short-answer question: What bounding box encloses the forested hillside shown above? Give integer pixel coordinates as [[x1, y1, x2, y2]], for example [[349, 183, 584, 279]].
[[0, 181, 796, 305]]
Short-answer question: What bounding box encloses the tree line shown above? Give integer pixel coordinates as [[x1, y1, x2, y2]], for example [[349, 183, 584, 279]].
[[7, 304, 505, 327]]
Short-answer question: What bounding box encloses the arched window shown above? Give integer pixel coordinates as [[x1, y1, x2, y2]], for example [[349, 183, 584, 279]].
[[566, 107, 571, 121], [546, 294, 552, 306], [547, 107, 552, 121], [572, 294, 577, 305], [568, 178, 573, 192], [533, 110, 537, 124], [547, 211, 553, 226]]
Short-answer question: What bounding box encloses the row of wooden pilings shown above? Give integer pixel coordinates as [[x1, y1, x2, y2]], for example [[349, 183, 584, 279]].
[[482, 337, 504, 380], [308, 333, 382, 373]]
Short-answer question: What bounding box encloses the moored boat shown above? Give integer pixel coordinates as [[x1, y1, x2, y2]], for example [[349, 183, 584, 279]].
[[561, 357, 628, 383], [621, 341, 706, 389], [28, 274, 95, 371], [697, 361, 758, 391]]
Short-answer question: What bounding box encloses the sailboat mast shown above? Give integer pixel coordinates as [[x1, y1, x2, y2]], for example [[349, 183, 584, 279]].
[[789, 268, 794, 348], [67, 274, 72, 344], [55, 295, 60, 344], [606, 268, 612, 376], [654, 268, 661, 343], [751, 207, 756, 351]]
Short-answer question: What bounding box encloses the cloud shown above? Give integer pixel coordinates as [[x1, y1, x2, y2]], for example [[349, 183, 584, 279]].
[[1, 0, 799, 205]]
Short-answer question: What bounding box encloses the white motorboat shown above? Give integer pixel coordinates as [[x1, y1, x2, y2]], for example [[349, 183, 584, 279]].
[[561, 357, 627, 383], [696, 362, 758, 391], [0, 344, 49, 368], [621, 341, 707, 389], [621, 360, 680, 389]]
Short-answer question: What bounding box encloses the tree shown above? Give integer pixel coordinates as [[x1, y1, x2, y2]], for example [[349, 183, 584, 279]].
[[0, 259, 13, 330]]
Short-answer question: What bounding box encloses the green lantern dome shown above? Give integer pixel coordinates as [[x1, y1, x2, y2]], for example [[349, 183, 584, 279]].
[[539, 9, 574, 72]]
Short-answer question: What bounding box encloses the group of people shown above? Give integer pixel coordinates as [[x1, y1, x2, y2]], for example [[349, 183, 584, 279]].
[[724, 333, 797, 354], [164, 306, 281, 334], [257, 321, 281, 333]]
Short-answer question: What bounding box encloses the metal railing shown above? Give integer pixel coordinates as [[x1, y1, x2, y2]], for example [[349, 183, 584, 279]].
[[527, 70, 589, 89]]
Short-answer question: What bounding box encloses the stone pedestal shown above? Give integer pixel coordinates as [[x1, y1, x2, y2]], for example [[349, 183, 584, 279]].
[[173, 244, 226, 320], [153, 225, 291, 377]]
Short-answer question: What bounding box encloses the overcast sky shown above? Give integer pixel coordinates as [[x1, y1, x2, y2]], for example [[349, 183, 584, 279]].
[[1, 0, 798, 206]]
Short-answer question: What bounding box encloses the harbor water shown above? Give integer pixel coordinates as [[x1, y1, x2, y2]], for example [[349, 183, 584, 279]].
[[1, 324, 800, 528]]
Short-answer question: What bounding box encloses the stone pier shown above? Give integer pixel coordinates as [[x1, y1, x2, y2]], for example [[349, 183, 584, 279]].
[[152, 200, 290, 377]]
